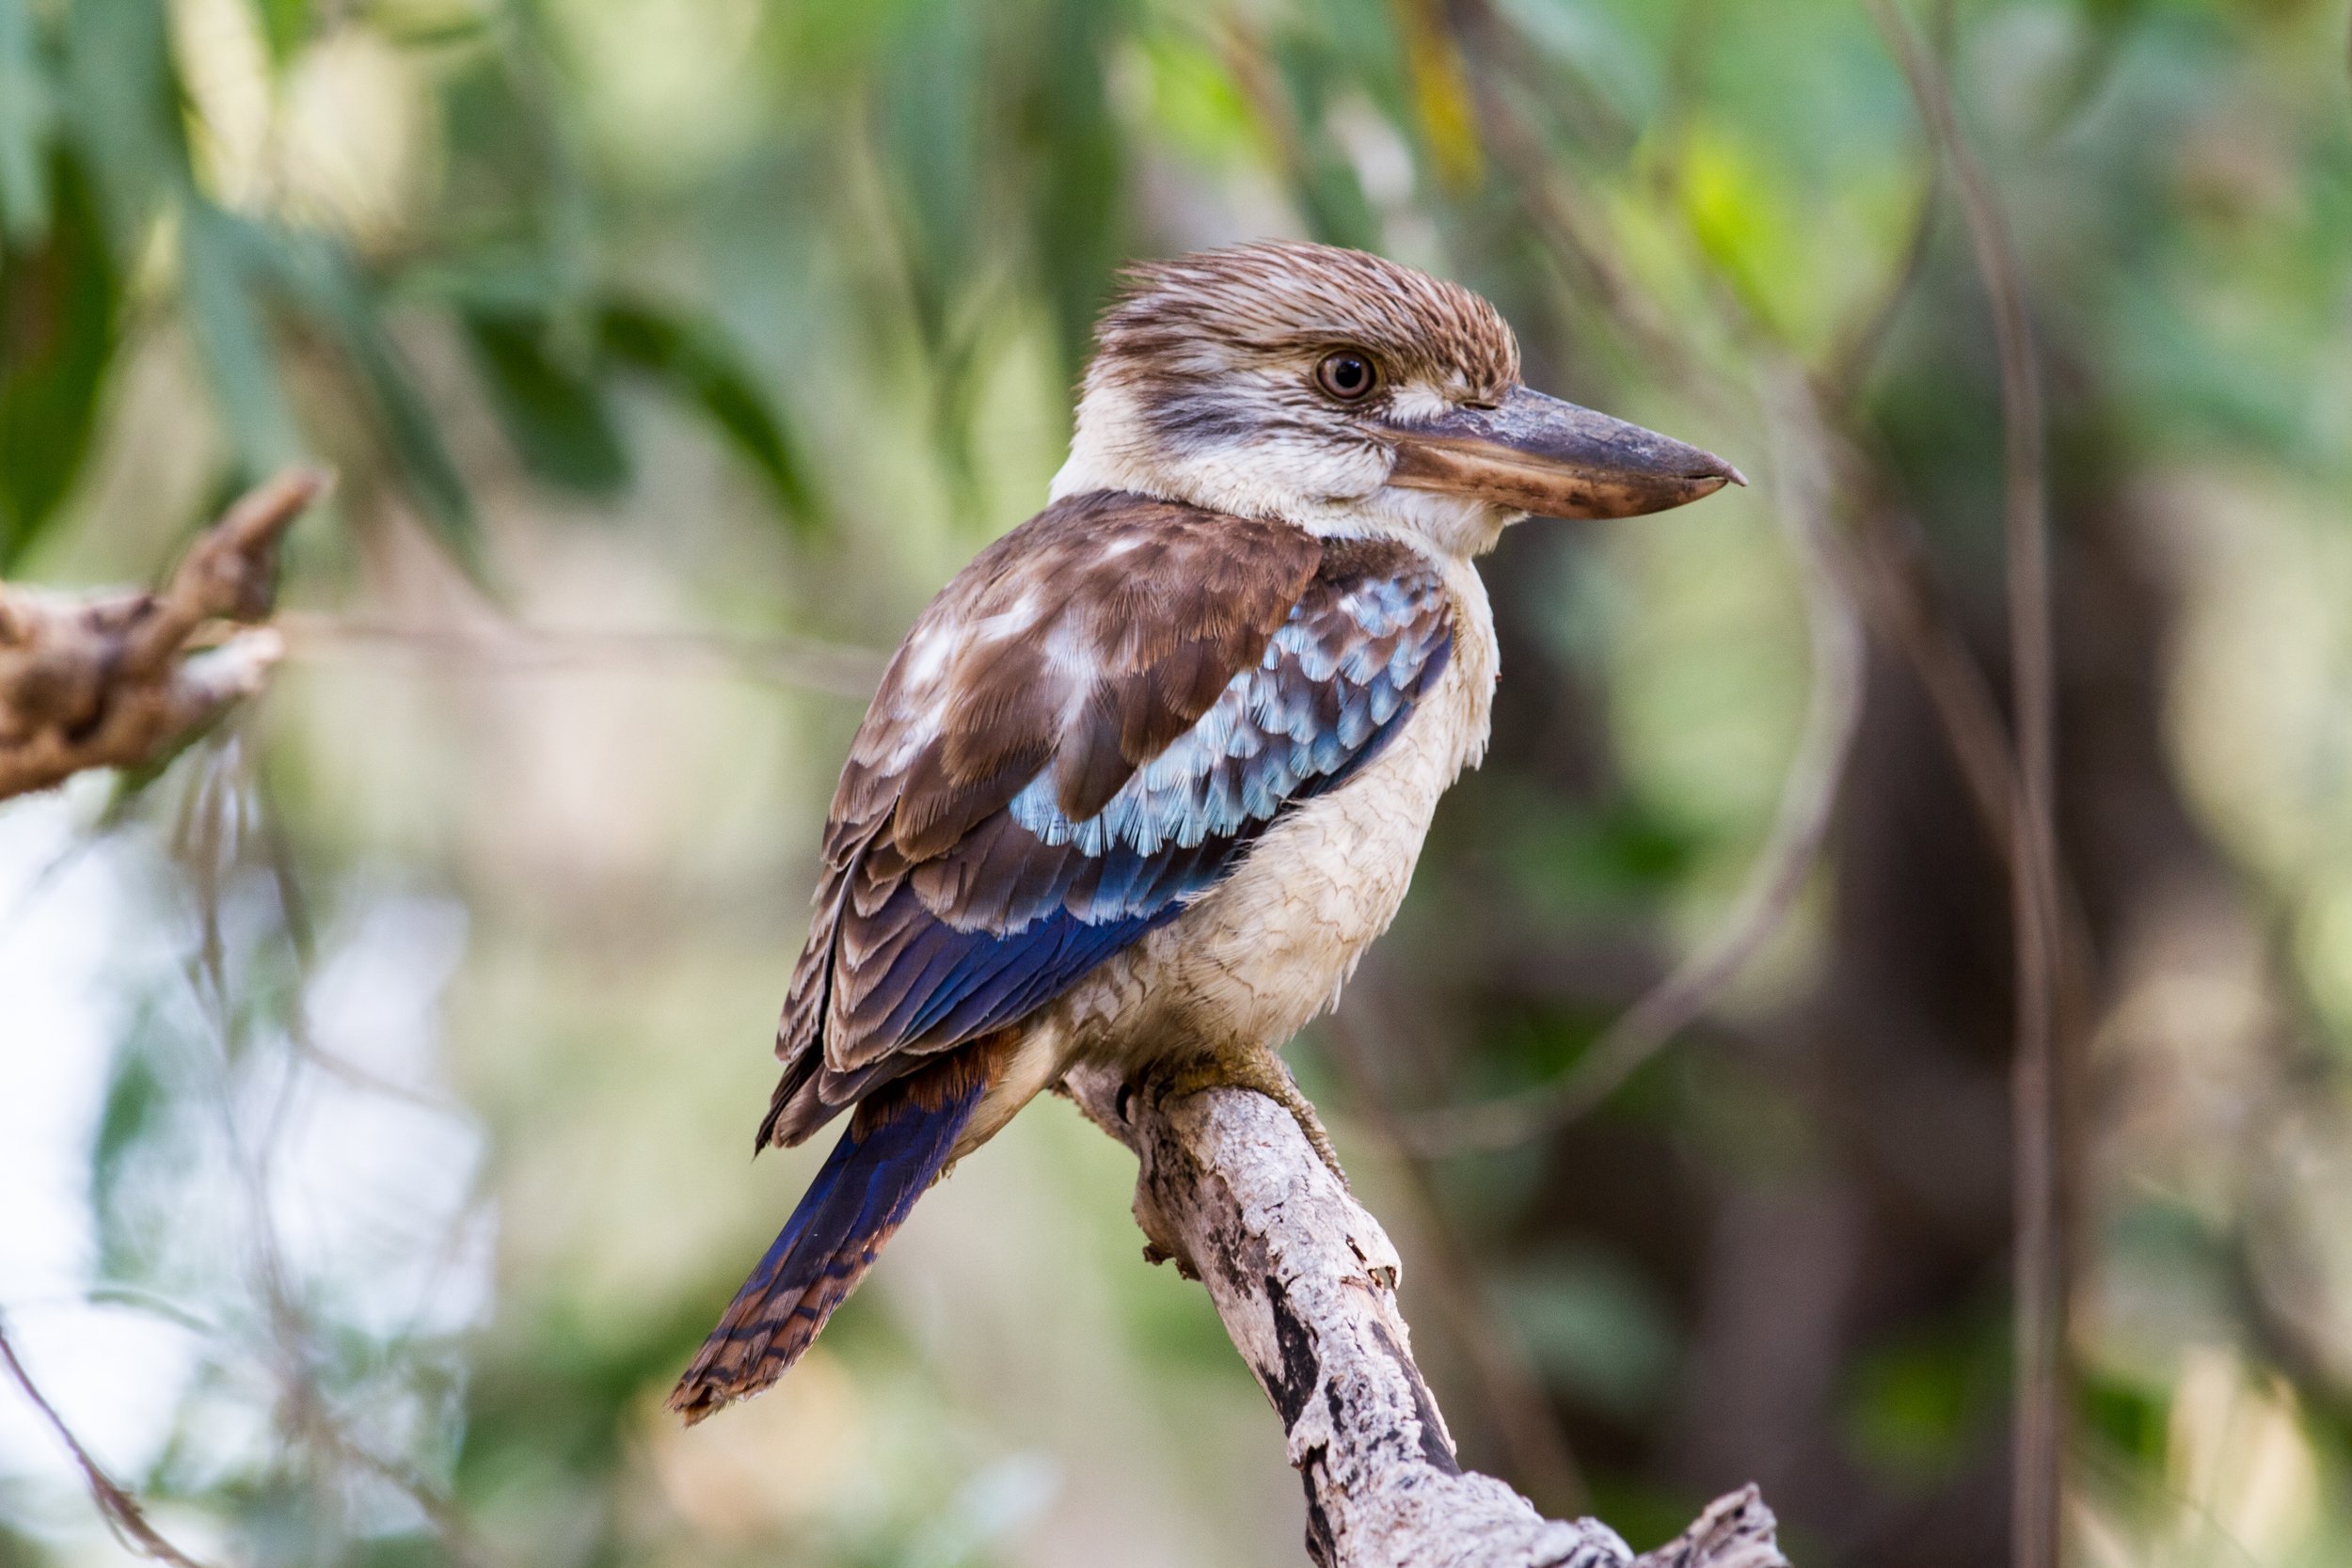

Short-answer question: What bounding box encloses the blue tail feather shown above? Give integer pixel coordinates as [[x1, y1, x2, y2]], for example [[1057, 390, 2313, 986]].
[[669, 1048, 995, 1422]]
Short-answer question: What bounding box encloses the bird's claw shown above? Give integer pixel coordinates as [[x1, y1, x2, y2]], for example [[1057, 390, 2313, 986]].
[[1150, 1047, 1352, 1190]]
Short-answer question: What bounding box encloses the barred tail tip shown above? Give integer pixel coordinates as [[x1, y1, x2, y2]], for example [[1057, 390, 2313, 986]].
[[664, 1046, 999, 1425]]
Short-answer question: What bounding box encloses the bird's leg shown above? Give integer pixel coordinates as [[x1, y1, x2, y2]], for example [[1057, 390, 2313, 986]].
[[1150, 1042, 1350, 1187]]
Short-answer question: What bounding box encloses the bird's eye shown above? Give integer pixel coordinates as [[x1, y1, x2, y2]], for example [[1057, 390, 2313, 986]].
[[1314, 350, 1378, 402]]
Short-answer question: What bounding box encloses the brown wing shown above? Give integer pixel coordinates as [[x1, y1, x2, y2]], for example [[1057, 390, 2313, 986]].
[[758, 490, 1325, 1146]]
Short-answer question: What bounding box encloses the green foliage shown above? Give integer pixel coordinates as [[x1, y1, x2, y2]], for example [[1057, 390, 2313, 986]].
[[465, 308, 631, 497], [1019, 0, 1127, 379], [251, 0, 310, 65], [7, 2, 2352, 1566], [56, 0, 183, 246], [0, 0, 822, 585], [0, 0, 52, 244], [596, 300, 819, 531], [1496, 1244, 1679, 1420], [268, 227, 486, 573], [2079, 1368, 2170, 1471], [178, 201, 307, 480], [0, 150, 114, 567], [1840, 1316, 2006, 1486]]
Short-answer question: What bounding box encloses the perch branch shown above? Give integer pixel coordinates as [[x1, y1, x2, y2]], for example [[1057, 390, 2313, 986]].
[[0, 469, 329, 802], [1060, 1066, 1787, 1568]]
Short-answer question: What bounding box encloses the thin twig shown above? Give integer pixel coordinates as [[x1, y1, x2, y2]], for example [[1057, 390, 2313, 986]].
[[1396, 369, 1866, 1155], [173, 756, 491, 1568], [1833, 481, 2103, 1048], [1868, 9, 2067, 1568], [275, 614, 886, 699], [1450, 8, 1713, 401], [1465, 0, 2099, 1037], [248, 773, 472, 1116], [1820, 160, 1943, 400], [0, 1314, 222, 1568]]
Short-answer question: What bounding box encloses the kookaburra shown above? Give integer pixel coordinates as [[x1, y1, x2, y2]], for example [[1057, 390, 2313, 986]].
[[671, 241, 1740, 1420]]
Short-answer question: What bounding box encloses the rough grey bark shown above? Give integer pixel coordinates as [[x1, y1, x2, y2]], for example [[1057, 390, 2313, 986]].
[[1062, 1066, 1788, 1568]]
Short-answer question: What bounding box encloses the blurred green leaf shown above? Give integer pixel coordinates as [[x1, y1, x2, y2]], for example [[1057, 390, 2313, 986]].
[[86, 1000, 194, 1285], [89, 1031, 167, 1227], [1262, 35, 1379, 249], [463, 309, 629, 496], [596, 299, 819, 533], [1023, 0, 1124, 378], [57, 0, 182, 248], [265, 228, 486, 582], [1839, 1322, 2001, 1484], [877, 0, 985, 341], [873, 0, 992, 501], [1496, 1244, 1678, 1419], [1678, 123, 1815, 347], [1127, 30, 1259, 166], [180, 201, 306, 480], [0, 0, 52, 244], [2079, 1367, 2170, 1470], [0, 150, 117, 567], [254, 0, 312, 66]]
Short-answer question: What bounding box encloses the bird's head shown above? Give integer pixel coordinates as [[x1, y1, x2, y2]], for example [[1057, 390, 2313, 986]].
[[1053, 241, 1741, 557]]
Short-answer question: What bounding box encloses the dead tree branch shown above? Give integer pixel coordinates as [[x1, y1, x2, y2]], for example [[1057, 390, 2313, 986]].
[[1061, 1067, 1787, 1568], [0, 469, 329, 803]]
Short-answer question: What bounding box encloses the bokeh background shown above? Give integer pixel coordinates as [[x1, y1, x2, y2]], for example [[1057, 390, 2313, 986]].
[[3, 1, 2351, 1564]]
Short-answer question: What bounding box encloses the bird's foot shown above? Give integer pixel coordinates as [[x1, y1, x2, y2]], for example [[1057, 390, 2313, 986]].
[[1151, 1046, 1350, 1188]]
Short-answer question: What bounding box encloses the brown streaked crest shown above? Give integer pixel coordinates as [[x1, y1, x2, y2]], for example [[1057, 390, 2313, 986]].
[[1088, 241, 1520, 431]]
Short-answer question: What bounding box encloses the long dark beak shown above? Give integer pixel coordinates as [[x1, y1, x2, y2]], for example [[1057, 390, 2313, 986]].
[[1383, 386, 1744, 519]]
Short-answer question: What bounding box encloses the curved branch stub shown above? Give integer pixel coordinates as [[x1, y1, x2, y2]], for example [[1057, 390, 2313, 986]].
[[0, 468, 328, 802]]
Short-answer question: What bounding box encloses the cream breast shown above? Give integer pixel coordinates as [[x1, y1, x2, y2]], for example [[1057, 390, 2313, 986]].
[[1037, 550, 1499, 1074]]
